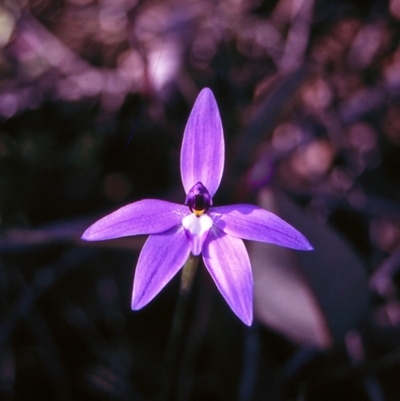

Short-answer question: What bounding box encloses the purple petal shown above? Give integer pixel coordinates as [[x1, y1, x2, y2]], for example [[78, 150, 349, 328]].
[[210, 204, 313, 250], [180, 88, 224, 197], [132, 225, 191, 310], [202, 227, 253, 325], [82, 199, 187, 241]]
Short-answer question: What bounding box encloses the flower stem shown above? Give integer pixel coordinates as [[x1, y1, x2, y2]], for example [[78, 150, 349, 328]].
[[158, 254, 199, 401]]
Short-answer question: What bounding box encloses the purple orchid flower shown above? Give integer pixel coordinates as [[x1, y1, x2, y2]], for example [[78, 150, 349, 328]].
[[81, 88, 312, 325]]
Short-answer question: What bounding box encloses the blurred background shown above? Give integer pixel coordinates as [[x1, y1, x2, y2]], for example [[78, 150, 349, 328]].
[[1, 0, 400, 399]]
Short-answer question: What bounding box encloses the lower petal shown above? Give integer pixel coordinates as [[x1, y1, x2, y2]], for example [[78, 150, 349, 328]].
[[131, 225, 191, 310], [202, 227, 253, 325]]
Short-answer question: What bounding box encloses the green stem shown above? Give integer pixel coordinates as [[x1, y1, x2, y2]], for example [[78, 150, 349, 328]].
[[158, 255, 199, 401]]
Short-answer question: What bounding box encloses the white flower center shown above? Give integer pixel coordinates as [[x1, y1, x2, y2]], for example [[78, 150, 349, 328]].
[[182, 213, 212, 234], [182, 213, 213, 255]]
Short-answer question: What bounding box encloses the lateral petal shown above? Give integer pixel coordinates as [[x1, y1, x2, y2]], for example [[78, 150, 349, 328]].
[[81, 199, 187, 241], [210, 204, 313, 250], [131, 226, 191, 310], [180, 88, 224, 197], [202, 227, 253, 326]]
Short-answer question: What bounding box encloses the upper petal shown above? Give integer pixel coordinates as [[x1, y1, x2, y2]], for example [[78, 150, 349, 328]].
[[180, 88, 224, 197], [210, 204, 313, 250], [81, 199, 187, 241], [132, 225, 191, 310], [202, 227, 253, 326]]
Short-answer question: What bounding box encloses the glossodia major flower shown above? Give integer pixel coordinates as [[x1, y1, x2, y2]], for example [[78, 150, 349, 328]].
[[81, 88, 313, 326]]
